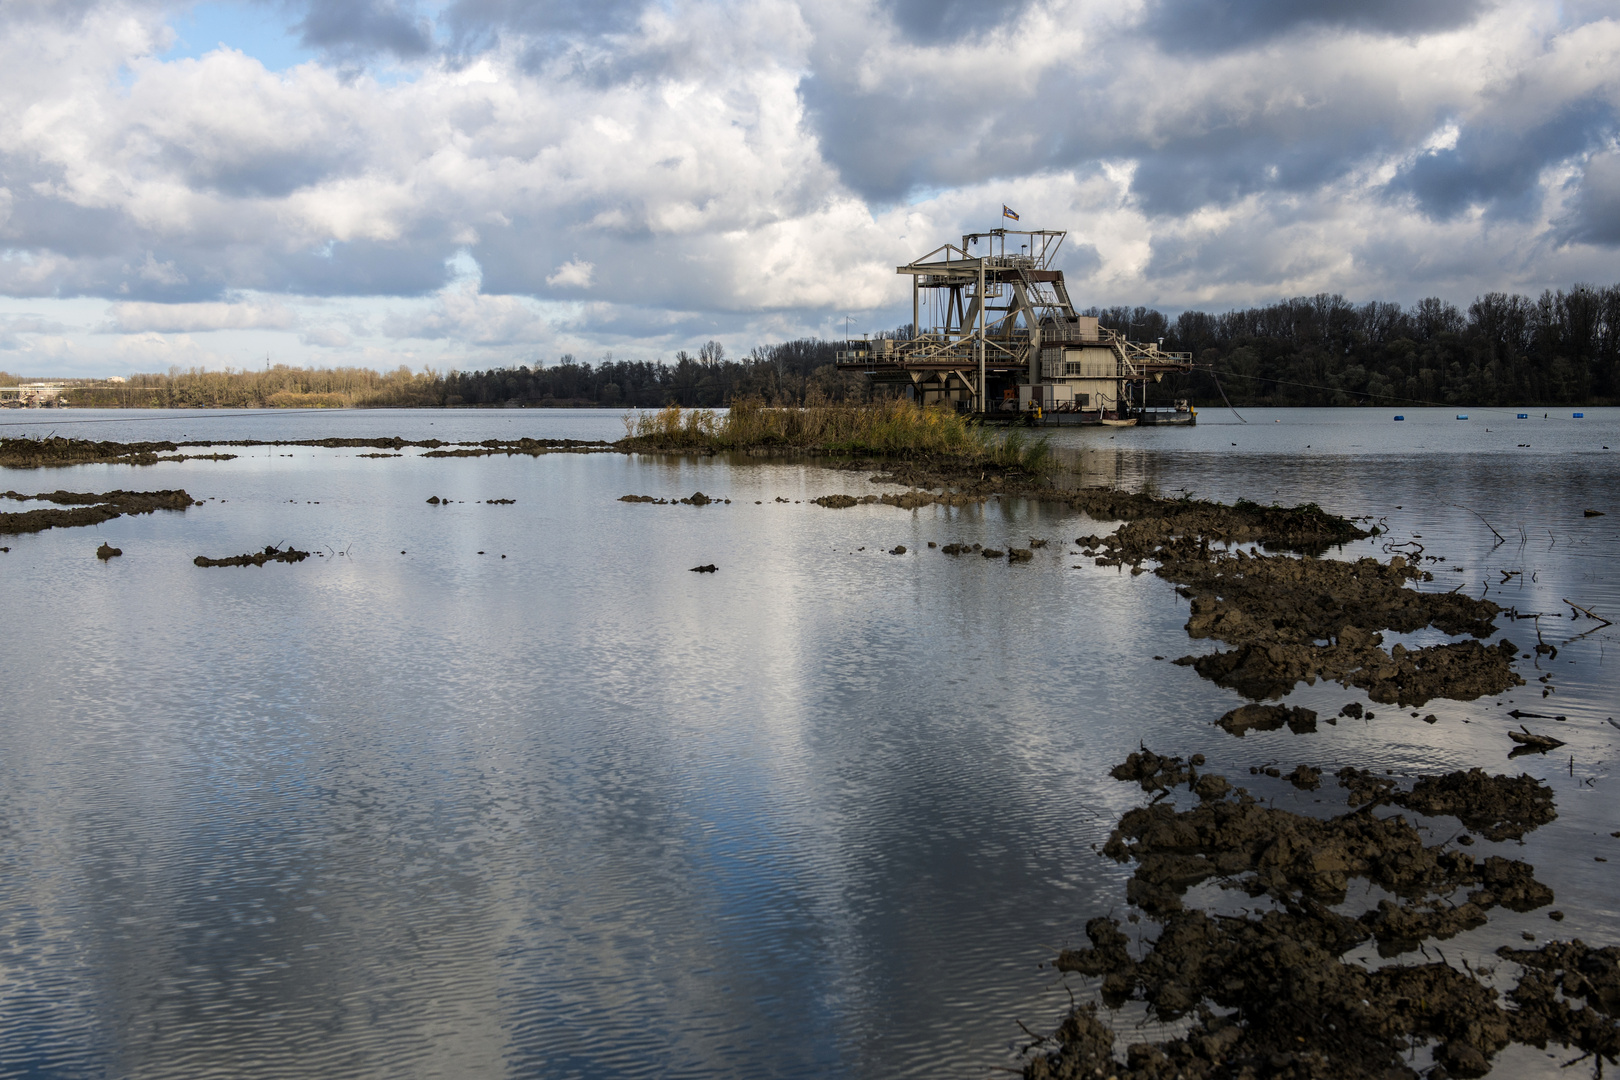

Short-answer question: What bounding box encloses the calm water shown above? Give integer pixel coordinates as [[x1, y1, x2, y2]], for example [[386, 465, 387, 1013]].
[[2, 407, 1617, 1079]]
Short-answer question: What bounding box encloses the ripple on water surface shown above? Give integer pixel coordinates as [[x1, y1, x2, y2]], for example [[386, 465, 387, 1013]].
[[0, 408, 1616, 1078]]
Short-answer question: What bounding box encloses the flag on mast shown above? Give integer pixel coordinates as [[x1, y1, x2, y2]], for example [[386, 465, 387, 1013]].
[[1002, 205, 1019, 221]]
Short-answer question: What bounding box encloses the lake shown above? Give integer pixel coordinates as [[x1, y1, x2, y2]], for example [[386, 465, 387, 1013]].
[[1, 406, 1616, 1078]]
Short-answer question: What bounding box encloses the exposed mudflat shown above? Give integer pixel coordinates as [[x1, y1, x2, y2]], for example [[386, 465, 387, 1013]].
[[0, 434, 609, 468], [1022, 747, 1618, 1080], [1020, 494, 1615, 1078], [1069, 499, 1520, 707], [1, 488, 197, 534]]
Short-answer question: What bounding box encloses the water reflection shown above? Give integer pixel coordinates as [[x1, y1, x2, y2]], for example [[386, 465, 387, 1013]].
[[0, 409, 1615, 1078]]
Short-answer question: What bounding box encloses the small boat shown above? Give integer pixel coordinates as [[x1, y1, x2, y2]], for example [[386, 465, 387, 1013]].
[[1100, 417, 1137, 427], [1136, 404, 1196, 425]]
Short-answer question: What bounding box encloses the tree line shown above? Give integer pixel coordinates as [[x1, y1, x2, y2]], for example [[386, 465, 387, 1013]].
[[39, 281, 1619, 409], [1146, 283, 1620, 407]]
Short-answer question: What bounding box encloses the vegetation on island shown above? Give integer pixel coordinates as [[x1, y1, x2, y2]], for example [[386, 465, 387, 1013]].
[[621, 397, 1053, 472]]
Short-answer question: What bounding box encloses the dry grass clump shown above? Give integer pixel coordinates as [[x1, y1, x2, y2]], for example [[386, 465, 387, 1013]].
[[618, 396, 1050, 471]]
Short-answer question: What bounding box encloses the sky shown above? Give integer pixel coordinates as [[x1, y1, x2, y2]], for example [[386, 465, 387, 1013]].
[[0, 0, 1617, 377]]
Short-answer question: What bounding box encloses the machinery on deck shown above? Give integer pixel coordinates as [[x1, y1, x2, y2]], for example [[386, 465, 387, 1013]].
[[835, 228, 1194, 424]]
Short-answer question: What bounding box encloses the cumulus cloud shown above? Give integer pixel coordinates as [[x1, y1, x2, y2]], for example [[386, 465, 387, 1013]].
[[0, 0, 1617, 376], [546, 259, 595, 289]]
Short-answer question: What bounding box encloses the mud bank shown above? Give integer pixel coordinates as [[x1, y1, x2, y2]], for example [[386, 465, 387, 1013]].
[[1023, 752, 1615, 1080], [620, 491, 730, 505], [1065, 496, 1519, 706], [0, 435, 610, 468], [0, 438, 237, 468], [1, 489, 197, 534], [419, 438, 610, 457], [814, 487, 987, 509], [193, 545, 310, 567]]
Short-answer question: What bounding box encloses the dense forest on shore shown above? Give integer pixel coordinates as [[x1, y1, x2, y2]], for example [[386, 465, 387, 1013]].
[[15, 282, 1617, 409]]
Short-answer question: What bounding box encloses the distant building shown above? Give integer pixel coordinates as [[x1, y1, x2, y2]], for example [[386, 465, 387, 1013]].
[[0, 382, 69, 407]]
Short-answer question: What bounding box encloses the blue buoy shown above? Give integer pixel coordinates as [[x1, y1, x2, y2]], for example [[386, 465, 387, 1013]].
[[1574, 412, 1584, 418], [1456, 414, 1468, 420], [1393, 415, 1405, 421], [1517, 413, 1528, 419]]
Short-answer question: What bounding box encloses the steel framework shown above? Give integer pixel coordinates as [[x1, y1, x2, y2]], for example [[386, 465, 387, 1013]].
[[836, 228, 1193, 419]]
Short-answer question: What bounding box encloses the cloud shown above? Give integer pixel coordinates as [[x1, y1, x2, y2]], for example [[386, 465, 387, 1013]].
[[300, 325, 353, 347], [546, 259, 594, 288], [383, 274, 551, 345], [287, 0, 434, 59], [1142, 0, 1487, 54], [1560, 149, 1620, 245], [440, 0, 648, 56], [1392, 101, 1617, 221], [102, 299, 299, 333], [0, 313, 70, 334], [878, 0, 1034, 44], [2, 0, 1620, 380]]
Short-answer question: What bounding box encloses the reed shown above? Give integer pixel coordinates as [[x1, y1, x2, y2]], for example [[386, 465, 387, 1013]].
[[618, 396, 1051, 472]]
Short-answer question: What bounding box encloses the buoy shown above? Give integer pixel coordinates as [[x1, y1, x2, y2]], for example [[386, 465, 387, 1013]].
[[1393, 415, 1405, 421], [1456, 414, 1468, 420], [1573, 412, 1584, 418], [1517, 413, 1528, 419]]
